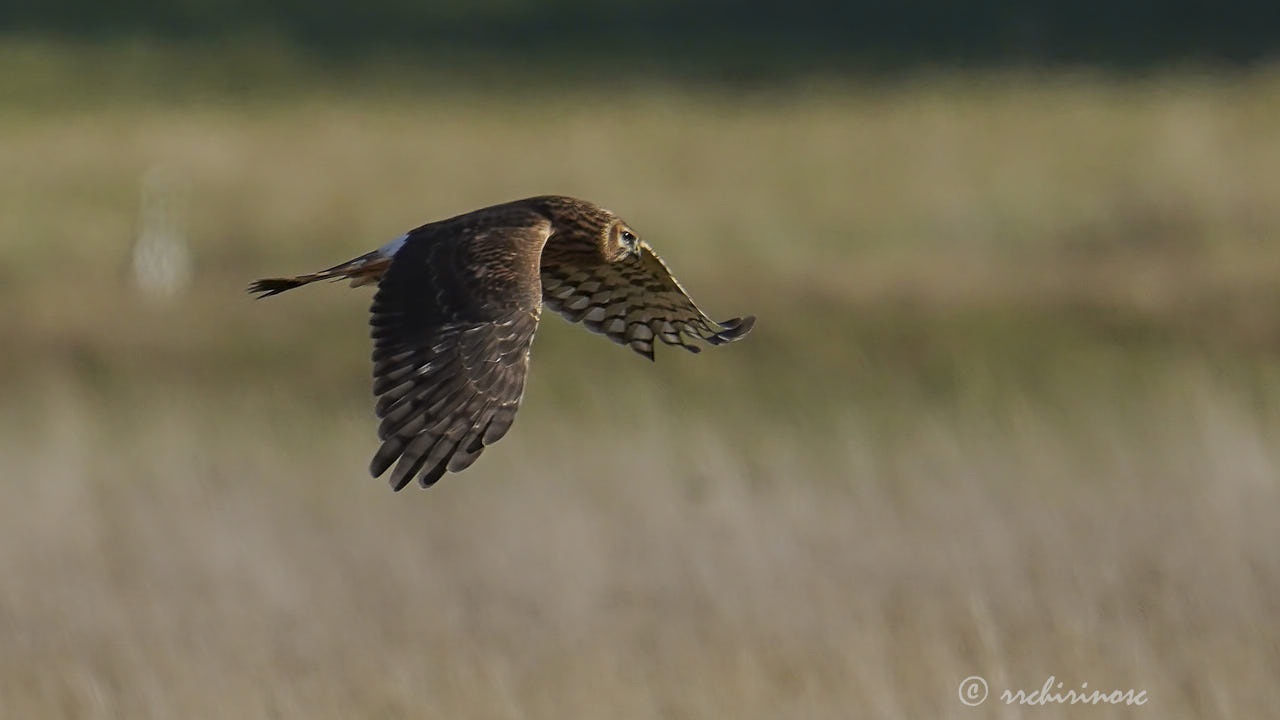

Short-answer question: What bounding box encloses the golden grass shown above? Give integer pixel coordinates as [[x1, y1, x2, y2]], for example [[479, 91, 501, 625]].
[[3, 372, 1277, 718], [2, 48, 1279, 717]]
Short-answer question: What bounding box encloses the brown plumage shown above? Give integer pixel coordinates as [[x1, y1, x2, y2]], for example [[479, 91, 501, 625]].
[[249, 195, 754, 490]]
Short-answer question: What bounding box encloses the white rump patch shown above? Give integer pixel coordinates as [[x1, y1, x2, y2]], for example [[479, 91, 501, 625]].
[[377, 233, 409, 258]]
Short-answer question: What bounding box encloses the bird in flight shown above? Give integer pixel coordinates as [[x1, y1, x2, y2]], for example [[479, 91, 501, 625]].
[[249, 196, 755, 490]]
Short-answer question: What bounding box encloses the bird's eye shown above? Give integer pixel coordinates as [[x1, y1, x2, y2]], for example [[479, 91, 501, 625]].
[[620, 230, 636, 244]]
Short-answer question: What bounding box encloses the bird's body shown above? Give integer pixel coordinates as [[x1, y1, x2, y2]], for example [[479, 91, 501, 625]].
[[250, 196, 754, 490]]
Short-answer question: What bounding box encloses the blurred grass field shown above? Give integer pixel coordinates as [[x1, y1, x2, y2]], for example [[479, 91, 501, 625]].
[[1, 43, 1279, 718]]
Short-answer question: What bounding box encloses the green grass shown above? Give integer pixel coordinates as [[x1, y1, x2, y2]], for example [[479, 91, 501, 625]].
[[1, 44, 1279, 718]]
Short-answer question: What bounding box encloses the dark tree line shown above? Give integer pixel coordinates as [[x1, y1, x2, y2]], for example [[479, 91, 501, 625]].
[[5, 0, 1277, 74]]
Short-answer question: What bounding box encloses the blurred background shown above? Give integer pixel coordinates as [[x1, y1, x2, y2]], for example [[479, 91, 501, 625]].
[[2, 2, 1279, 718]]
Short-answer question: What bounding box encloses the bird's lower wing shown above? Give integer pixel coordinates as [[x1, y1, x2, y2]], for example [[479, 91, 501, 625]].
[[368, 223, 546, 489], [370, 311, 537, 490], [540, 243, 754, 360]]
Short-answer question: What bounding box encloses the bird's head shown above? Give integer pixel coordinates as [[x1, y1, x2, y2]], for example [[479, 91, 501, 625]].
[[536, 196, 642, 263], [605, 220, 642, 262]]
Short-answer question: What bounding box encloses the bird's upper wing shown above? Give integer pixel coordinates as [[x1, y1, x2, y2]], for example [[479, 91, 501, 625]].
[[368, 218, 547, 490], [540, 243, 755, 360]]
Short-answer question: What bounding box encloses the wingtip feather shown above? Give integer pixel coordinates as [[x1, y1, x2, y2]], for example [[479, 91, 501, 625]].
[[708, 315, 756, 344]]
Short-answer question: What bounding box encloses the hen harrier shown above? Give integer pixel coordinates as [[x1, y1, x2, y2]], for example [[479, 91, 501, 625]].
[[250, 195, 754, 490]]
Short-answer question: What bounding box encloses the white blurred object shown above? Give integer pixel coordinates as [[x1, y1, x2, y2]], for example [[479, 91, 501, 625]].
[[132, 165, 193, 299]]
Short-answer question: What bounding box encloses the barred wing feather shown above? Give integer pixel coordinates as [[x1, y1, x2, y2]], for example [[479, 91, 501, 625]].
[[541, 244, 754, 360]]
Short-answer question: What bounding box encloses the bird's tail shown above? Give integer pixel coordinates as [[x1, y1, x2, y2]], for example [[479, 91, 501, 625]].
[[248, 251, 391, 298], [247, 272, 329, 298]]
